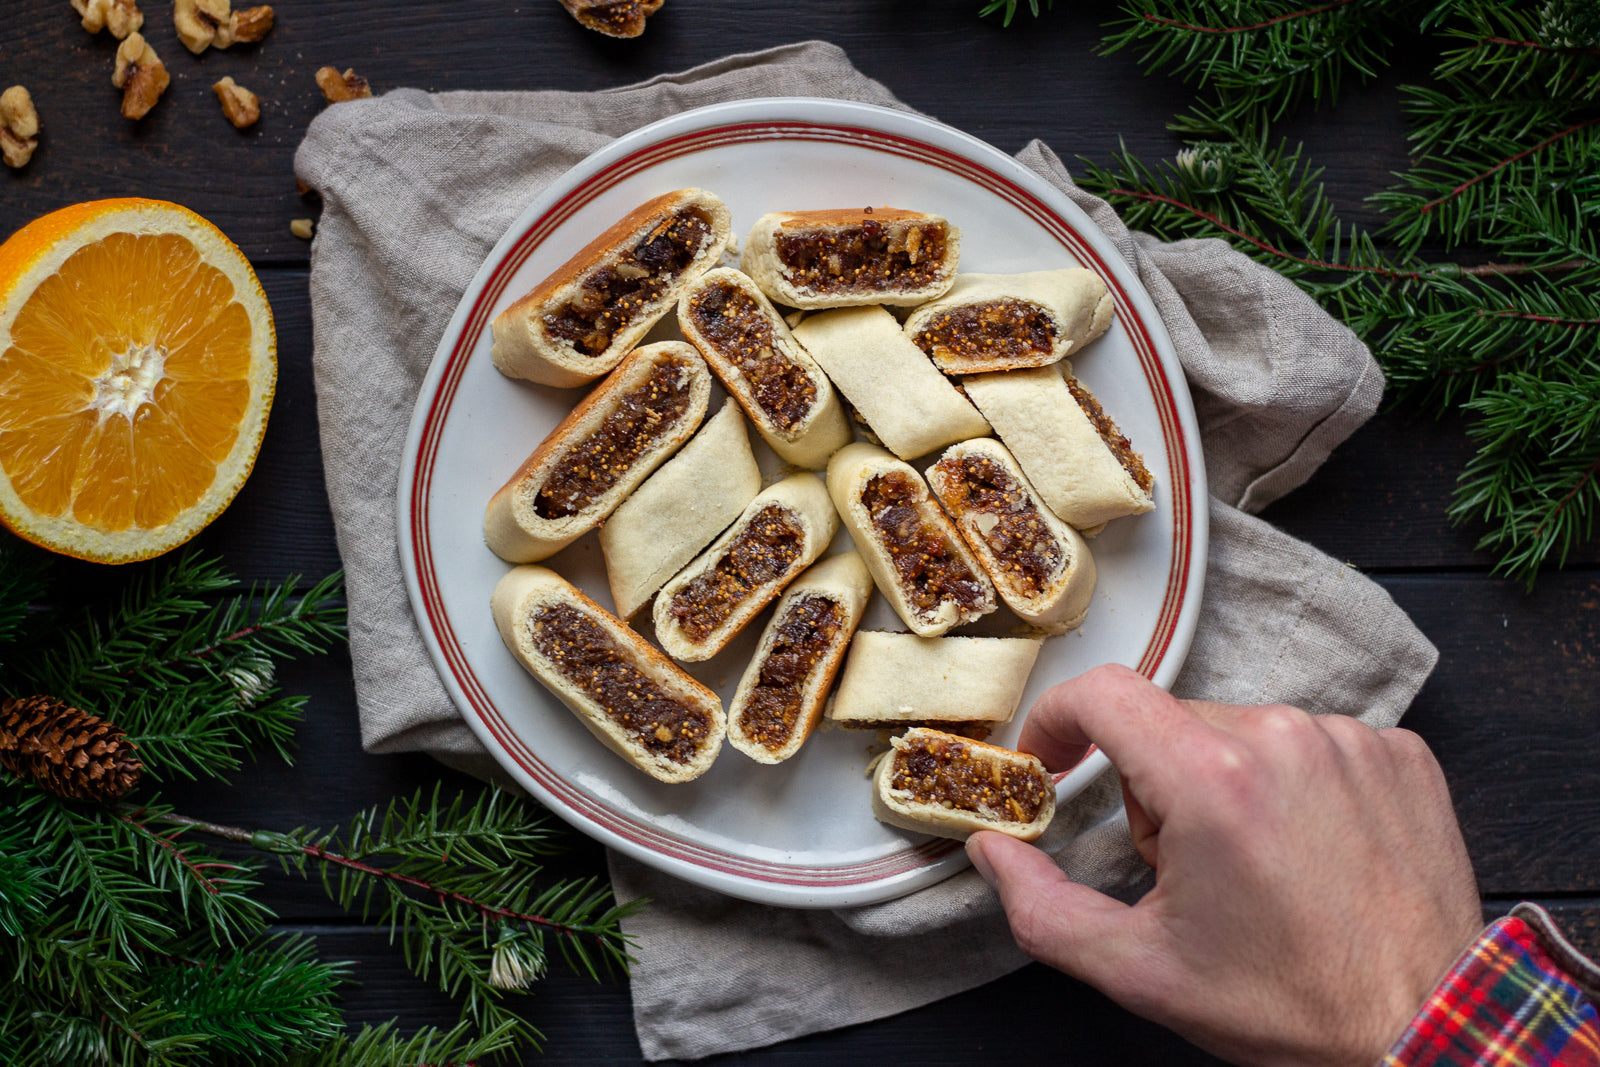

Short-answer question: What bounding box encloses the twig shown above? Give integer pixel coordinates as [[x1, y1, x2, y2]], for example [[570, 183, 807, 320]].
[[1418, 116, 1600, 215], [1478, 36, 1600, 57], [1533, 454, 1600, 545], [115, 810, 242, 897], [1103, 189, 1591, 280], [1475, 308, 1600, 327], [1142, 0, 1358, 35], [157, 812, 605, 944]]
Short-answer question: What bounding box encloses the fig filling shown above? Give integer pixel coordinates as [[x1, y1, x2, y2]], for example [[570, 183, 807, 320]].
[[860, 471, 990, 620], [669, 505, 804, 643], [686, 282, 817, 432], [533, 359, 694, 520], [913, 300, 1056, 369], [890, 733, 1049, 823], [776, 218, 950, 295], [1066, 377, 1154, 494], [542, 207, 714, 356], [740, 595, 843, 750], [529, 604, 711, 765], [934, 455, 1063, 598]]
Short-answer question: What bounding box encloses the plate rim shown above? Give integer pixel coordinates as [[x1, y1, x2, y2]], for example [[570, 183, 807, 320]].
[[396, 96, 1209, 908]]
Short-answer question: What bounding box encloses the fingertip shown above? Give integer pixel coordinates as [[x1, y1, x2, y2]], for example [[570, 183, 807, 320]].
[[967, 831, 1137, 983]]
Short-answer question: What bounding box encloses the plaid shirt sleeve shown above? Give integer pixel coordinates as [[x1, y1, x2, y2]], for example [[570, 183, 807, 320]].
[[1383, 903, 1600, 1066]]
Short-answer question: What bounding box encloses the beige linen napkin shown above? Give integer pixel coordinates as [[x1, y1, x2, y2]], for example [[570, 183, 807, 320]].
[[295, 40, 1438, 1062]]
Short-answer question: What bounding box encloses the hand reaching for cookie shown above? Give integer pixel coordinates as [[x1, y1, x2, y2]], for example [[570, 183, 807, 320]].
[[967, 664, 1483, 1067]]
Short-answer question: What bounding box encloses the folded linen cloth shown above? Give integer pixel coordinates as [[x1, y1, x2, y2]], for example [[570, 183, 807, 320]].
[[295, 40, 1438, 1062]]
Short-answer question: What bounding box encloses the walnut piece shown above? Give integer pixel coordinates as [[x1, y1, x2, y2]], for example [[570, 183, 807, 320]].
[[111, 32, 168, 120], [558, 0, 662, 38], [290, 218, 314, 240], [211, 76, 259, 128], [174, 0, 273, 53], [216, 4, 273, 46], [1, 86, 40, 169], [315, 66, 371, 103], [72, 0, 144, 38]]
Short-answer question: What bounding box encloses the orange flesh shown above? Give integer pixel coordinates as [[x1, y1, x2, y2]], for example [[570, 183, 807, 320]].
[[0, 232, 252, 532]]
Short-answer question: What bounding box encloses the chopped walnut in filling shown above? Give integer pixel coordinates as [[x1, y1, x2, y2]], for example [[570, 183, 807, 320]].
[[543, 208, 715, 357], [669, 505, 804, 643], [913, 300, 1056, 371], [529, 604, 711, 765], [776, 219, 949, 296], [740, 596, 842, 750], [891, 733, 1049, 823], [1066, 377, 1154, 493], [686, 282, 817, 432], [934, 455, 1063, 598], [533, 359, 693, 520], [860, 471, 989, 620]]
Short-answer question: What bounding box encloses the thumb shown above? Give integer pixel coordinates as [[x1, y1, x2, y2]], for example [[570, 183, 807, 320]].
[[968, 831, 1144, 990]]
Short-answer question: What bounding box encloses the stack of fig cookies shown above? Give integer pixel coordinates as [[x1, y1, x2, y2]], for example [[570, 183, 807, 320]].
[[484, 188, 1155, 844]]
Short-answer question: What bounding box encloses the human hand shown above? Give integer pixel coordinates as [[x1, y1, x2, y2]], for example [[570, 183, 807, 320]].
[[966, 664, 1482, 1067]]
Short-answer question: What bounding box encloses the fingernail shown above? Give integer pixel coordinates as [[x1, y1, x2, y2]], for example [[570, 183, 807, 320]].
[[966, 835, 997, 887]]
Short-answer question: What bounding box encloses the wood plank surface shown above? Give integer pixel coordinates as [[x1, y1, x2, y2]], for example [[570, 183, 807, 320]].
[[4, 0, 1599, 1063]]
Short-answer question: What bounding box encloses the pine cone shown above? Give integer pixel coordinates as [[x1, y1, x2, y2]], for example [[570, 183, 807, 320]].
[[0, 695, 143, 802]]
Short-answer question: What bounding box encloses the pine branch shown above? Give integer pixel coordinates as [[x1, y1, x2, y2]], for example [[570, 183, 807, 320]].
[[1434, 4, 1600, 99], [284, 1019, 522, 1067], [1453, 378, 1600, 587], [10, 788, 271, 960], [146, 935, 346, 1059], [1098, 0, 1411, 122], [155, 786, 643, 1052], [0, 819, 49, 936], [1075, 37, 1600, 583], [1373, 87, 1600, 250], [11, 556, 347, 784]]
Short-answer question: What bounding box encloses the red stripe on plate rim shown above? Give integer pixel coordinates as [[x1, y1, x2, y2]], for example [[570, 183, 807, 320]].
[[409, 120, 1194, 888]]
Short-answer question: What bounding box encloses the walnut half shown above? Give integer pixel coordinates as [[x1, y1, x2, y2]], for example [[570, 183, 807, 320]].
[[111, 32, 168, 120], [174, 0, 273, 53], [72, 0, 144, 38], [211, 76, 259, 129], [558, 0, 663, 38], [1, 86, 40, 169], [315, 66, 371, 104]]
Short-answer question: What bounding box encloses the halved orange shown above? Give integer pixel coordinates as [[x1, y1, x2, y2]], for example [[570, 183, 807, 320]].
[[0, 199, 275, 563]]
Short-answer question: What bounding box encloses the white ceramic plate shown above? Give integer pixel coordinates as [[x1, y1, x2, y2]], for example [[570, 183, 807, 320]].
[[398, 98, 1207, 908]]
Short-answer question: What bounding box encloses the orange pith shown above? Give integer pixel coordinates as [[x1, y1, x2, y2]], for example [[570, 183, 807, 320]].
[[0, 199, 276, 563]]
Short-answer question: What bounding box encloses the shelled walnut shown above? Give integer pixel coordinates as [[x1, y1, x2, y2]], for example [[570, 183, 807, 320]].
[[315, 66, 371, 103], [1, 87, 40, 169], [174, 0, 273, 53], [71, 0, 144, 38], [558, 0, 662, 37], [211, 76, 258, 128], [111, 32, 168, 120]]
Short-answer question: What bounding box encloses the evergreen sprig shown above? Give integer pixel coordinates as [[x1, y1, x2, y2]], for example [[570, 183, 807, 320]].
[[1061, 0, 1600, 586], [160, 785, 642, 1051], [13, 552, 346, 782], [1099, 0, 1412, 123], [0, 542, 637, 1063]]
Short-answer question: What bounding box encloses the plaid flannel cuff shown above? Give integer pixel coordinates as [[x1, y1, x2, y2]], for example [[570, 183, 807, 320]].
[[1382, 912, 1600, 1066]]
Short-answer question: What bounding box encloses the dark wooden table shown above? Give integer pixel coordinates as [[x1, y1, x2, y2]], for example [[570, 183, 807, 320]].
[[5, 2, 1598, 1063]]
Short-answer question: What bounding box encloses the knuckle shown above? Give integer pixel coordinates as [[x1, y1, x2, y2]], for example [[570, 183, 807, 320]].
[[1190, 736, 1261, 806]]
